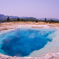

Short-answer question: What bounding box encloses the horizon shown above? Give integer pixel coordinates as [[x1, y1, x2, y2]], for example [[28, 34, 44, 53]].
[[0, 0, 59, 19], [0, 14, 59, 20]]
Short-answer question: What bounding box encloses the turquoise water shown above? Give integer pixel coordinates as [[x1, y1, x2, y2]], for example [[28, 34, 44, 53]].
[[0, 28, 56, 57]]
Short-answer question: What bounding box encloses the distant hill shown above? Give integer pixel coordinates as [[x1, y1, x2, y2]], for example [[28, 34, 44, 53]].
[[0, 14, 38, 21], [39, 18, 59, 21], [0, 14, 19, 20], [0, 14, 59, 21], [0, 14, 7, 20]]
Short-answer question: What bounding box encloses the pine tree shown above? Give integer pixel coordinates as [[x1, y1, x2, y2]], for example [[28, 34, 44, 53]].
[[6, 17, 9, 22], [17, 18, 20, 21], [45, 18, 46, 22]]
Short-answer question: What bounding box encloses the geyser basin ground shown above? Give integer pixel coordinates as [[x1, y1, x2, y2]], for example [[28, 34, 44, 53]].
[[0, 28, 58, 57]]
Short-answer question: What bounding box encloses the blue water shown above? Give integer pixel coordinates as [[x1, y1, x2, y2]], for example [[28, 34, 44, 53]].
[[0, 28, 56, 57]]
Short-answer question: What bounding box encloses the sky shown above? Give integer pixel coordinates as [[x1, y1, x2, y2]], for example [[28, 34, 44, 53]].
[[0, 0, 59, 19]]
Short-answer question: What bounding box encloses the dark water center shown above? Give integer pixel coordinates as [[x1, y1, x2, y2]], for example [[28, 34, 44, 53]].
[[0, 28, 55, 57]]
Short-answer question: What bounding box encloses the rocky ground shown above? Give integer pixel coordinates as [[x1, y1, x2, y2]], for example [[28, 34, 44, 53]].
[[0, 22, 59, 32], [0, 52, 59, 59]]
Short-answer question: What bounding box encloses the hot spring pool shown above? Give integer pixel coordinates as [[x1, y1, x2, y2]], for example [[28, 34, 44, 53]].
[[0, 28, 59, 57]]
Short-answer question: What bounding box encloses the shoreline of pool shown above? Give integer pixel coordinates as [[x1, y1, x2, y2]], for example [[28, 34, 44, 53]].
[[0, 28, 59, 59], [0, 52, 59, 59], [0, 22, 59, 59]]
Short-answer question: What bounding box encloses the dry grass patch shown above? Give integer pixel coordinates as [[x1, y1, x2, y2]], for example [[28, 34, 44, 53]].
[[3, 28, 8, 30], [0, 24, 3, 26]]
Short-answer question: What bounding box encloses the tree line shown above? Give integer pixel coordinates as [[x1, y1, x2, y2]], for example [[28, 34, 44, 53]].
[[1, 17, 59, 23]]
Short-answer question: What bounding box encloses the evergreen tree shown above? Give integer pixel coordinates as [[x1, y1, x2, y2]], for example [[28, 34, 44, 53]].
[[6, 17, 9, 21], [17, 18, 20, 21], [21, 19, 24, 21], [45, 18, 46, 22], [50, 19, 54, 22]]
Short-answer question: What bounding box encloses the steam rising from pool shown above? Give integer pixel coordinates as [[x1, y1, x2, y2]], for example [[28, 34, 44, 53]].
[[0, 28, 56, 57]]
